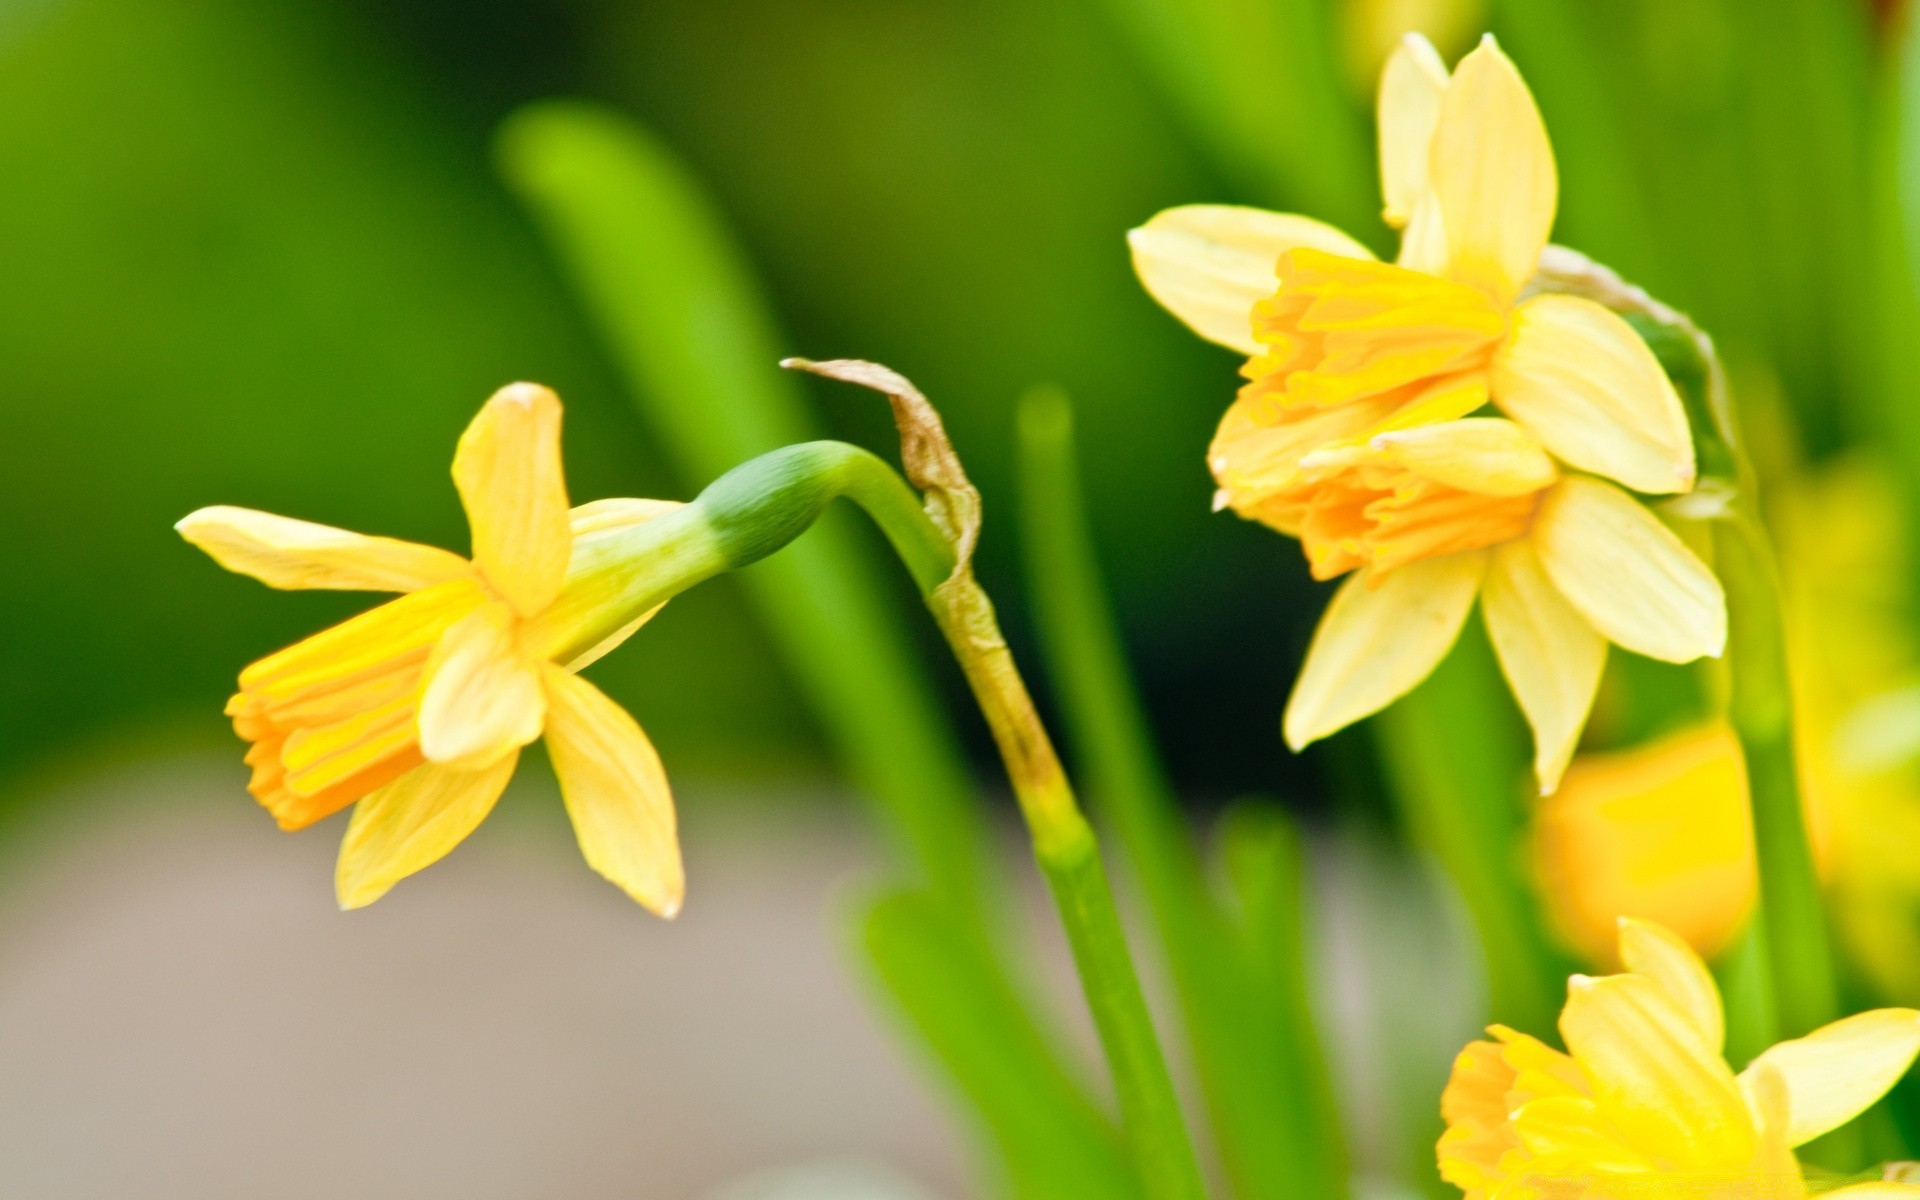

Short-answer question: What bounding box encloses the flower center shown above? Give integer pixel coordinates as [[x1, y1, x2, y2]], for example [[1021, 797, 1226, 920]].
[[229, 577, 487, 829], [1241, 248, 1508, 413], [1278, 463, 1541, 580]]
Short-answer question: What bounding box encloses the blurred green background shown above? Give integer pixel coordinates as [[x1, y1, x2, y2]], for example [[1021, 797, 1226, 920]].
[[8, 0, 1920, 1194], [0, 0, 1329, 806], [0, 0, 1913, 816]]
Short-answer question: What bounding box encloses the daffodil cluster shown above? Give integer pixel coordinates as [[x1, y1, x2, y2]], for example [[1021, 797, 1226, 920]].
[[1130, 33, 1726, 793], [178, 384, 692, 913]]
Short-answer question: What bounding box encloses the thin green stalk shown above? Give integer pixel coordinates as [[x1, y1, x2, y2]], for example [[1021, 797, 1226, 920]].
[[1542, 254, 1840, 1046], [496, 101, 991, 926], [788, 360, 1209, 1200], [1017, 387, 1345, 1200], [564, 420, 1205, 1196], [1375, 629, 1568, 1037], [1714, 508, 1839, 1041]]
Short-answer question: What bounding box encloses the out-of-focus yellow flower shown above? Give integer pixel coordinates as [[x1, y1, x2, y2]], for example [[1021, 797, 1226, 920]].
[[1129, 35, 1721, 792], [177, 384, 686, 914], [1533, 723, 1755, 966], [1530, 459, 1920, 998], [1439, 919, 1920, 1199]]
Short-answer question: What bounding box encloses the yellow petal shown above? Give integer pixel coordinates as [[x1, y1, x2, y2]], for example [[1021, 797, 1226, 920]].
[[1482, 539, 1605, 793], [454, 382, 573, 616], [1370, 418, 1559, 496], [1211, 393, 1406, 515], [1560, 972, 1757, 1169], [334, 755, 518, 909], [1508, 1095, 1658, 1172], [1617, 918, 1724, 1058], [1429, 35, 1556, 302], [1493, 295, 1696, 495], [1284, 550, 1485, 750], [1397, 193, 1452, 276], [1127, 205, 1377, 356], [1742, 1061, 1802, 1177], [176, 506, 472, 592], [1533, 477, 1726, 663], [542, 665, 684, 917], [1740, 1008, 1920, 1147], [416, 602, 547, 768], [1824, 1187, 1920, 1197], [1379, 33, 1450, 228]]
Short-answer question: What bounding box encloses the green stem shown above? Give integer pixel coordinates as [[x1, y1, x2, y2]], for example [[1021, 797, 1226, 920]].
[[1375, 629, 1569, 1037], [1017, 388, 1344, 1200], [924, 570, 1210, 1200], [1033, 817, 1208, 1200], [577, 434, 1207, 1198], [1716, 507, 1839, 1041]]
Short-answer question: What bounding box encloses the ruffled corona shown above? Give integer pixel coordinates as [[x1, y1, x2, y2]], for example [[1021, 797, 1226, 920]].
[[179, 384, 689, 915], [1439, 919, 1920, 1200]]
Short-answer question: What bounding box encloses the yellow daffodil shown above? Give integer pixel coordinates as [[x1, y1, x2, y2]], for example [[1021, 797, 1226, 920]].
[[1128, 34, 1723, 792], [1440, 918, 1920, 1199], [177, 383, 687, 914]]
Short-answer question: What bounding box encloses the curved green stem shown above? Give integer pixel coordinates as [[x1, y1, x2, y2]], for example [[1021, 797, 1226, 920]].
[[554, 434, 1207, 1198]]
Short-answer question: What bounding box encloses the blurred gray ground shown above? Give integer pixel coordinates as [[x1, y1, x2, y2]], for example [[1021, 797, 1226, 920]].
[[0, 761, 970, 1199], [0, 759, 1479, 1199]]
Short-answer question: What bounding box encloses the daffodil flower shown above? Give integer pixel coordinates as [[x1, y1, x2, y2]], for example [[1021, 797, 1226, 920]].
[[1278, 429, 1723, 792], [1440, 918, 1920, 1199], [177, 384, 690, 914], [1127, 33, 1725, 792]]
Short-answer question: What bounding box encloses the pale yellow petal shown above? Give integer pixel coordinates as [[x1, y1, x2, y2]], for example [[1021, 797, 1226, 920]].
[[1617, 918, 1724, 1057], [542, 666, 684, 917], [1824, 1186, 1920, 1197], [1397, 193, 1451, 276], [1560, 972, 1757, 1169], [176, 506, 471, 592], [1482, 539, 1605, 794], [569, 497, 684, 539], [416, 602, 546, 769], [1379, 33, 1450, 228], [1370, 418, 1559, 497], [334, 755, 518, 909], [1493, 295, 1696, 494], [454, 382, 573, 616], [1127, 205, 1377, 356], [1740, 1008, 1920, 1147], [1508, 1095, 1658, 1172], [1284, 550, 1485, 750], [1429, 35, 1556, 302], [1533, 477, 1726, 663], [1742, 1061, 1802, 1177]]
